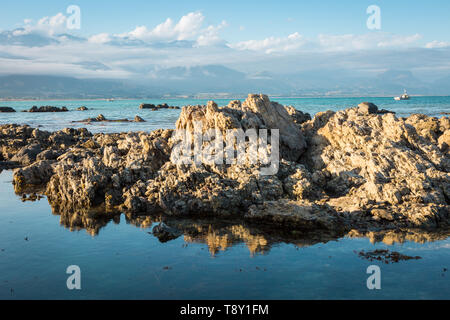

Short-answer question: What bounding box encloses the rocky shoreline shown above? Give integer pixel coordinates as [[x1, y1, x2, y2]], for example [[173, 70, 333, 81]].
[[1, 94, 449, 234]]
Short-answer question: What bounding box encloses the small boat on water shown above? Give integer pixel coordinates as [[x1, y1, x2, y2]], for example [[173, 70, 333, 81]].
[[394, 89, 410, 100], [106, 98, 115, 102]]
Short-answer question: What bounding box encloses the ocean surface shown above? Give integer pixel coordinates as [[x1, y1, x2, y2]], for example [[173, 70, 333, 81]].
[[1, 96, 449, 133], [0, 170, 449, 299], [0, 96, 449, 299]]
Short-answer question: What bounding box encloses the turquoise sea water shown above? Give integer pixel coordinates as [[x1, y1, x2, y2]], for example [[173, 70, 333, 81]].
[[1, 96, 449, 133], [0, 96, 449, 299]]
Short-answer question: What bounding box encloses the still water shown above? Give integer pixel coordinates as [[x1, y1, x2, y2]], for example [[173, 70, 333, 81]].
[[0, 170, 449, 299]]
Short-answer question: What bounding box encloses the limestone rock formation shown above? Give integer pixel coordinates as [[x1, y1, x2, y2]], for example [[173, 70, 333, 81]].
[[1, 95, 449, 232], [175, 94, 307, 162]]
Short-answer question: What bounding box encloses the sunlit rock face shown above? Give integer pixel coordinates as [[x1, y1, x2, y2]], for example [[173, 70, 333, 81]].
[[298, 108, 449, 228], [2, 95, 449, 232], [175, 94, 307, 162]]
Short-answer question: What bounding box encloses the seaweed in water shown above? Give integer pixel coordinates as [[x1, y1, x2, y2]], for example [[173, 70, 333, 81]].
[[355, 249, 422, 264]]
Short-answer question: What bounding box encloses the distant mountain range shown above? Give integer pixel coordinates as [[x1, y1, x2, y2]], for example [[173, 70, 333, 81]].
[[0, 65, 449, 99]]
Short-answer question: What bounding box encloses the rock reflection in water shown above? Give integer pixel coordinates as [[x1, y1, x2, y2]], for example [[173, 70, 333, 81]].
[[347, 229, 450, 245], [44, 198, 450, 256]]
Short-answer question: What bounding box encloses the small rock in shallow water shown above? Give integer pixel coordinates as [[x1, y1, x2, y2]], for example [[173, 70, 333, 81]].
[[358, 102, 378, 114], [0, 107, 16, 112]]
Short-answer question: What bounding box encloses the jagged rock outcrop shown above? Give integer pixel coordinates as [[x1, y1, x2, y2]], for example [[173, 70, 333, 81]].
[[284, 106, 311, 125], [13, 160, 55, 193], [175, 94, 306, 162], [45, 129, 172, 212], [2, 96, 449, 232]]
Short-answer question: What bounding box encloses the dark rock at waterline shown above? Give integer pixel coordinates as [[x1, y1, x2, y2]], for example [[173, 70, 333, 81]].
[[358, 102, 395, 115], [73, 114, 146, 123], [77, 106, 88, 111], [139, 103, 180, 110], [358, 102, 378, 114], [0, 161, 21, 171], [139, 103, 155, 109], [377, 109, 396, 114], [0, 107, 16, 112], [134, 116, 146, 122], [24, 106, 68, 113]]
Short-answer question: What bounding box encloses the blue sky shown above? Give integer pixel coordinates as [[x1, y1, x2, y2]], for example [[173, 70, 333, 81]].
[[0, 0, 450, 83], [1, 0, 450, 43]]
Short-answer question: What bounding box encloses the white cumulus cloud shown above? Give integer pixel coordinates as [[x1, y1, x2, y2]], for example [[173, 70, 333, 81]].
[[17, 13, 68, 36]]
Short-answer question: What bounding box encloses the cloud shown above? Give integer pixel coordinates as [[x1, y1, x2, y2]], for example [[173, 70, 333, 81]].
[[0, 11, 449, 83], [116, 11, 225, 46], [229, 32, 424, 54], [88, 33, 111, 44], [377, 33, 422, 48], [318, 33, 422, 51], [230, 32, 305, 54], [16, 13, 68, 36], [425, 40, 450, 49], [196, 21, 228, 46]]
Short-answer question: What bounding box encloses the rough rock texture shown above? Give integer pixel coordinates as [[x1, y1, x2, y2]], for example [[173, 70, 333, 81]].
[[284, 106, 311, 125], [0, 124, 92, 187], [175, 94, 306, 162], [2, 95, 449, 233], [45, 129, 172, 213], [13, 160, 55, 193], [300, 107, 449, 228]]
